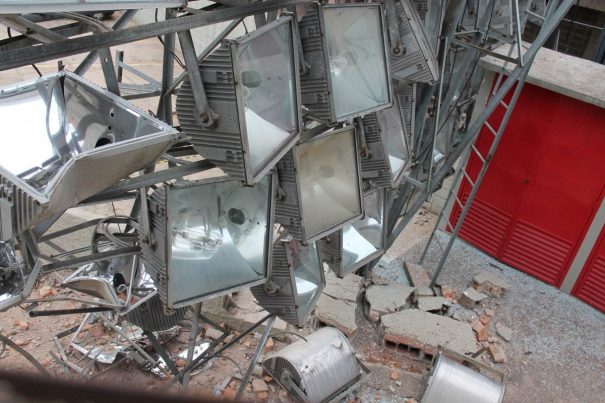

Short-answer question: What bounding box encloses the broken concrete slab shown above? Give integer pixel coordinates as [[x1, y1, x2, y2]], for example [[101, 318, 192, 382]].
[[459, 287, 488, 309], [323, 270, 363, 303], [205, 328, 224, 340], [488, 343, 506, 363], [381, 310, 477, 356], [365, 284, 414, 322], [252, 378, 269, 393], [315, 294, 357, 336], [414, 287, 435, 298], [473, 271, 509, 297], [417, 297, 446, 312], [496, 323, 513, 342], [403, 262, 431, 287]]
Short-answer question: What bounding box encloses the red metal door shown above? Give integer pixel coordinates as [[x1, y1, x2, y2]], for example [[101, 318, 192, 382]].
[[572, 225, 605, 313], [451, 82, 605, 288]]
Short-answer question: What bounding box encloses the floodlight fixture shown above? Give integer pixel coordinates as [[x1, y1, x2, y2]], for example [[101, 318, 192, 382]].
[[0, 1, 186, 13], [361, 94, 411, 190], [251, 234, 325, 328], [140, 174, 275, 308], [298, 3, 392, 123], [320, 188, 387, 278], [462, 0, 516, 35], [176, 17, 302, 185], [0, 71, 179, 241], [389, 0, 439, 84], [275, 126, 363, 243], [0, 240, 41, 312]]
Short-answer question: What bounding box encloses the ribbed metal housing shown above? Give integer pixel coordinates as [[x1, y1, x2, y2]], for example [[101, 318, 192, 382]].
[[274, 151, 304, 240], [412, 0, 429, 24], [123, 293, 186, 332], [361, 113, 392, 189], [263, 327, 361, 402], [462, 0, 514, 35], [139, 187, 171, 306], [0, 174, 44, 241], [298, 4, 335, 123], [250, 242, 303, 327], [319, 230, 342, 275], [176, 46, 247, 182], [390, 0, 439, 84], [398, 83, 415, 152]]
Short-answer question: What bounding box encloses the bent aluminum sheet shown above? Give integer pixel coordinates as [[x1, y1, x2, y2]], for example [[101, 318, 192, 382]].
[[0, 71, 179, 240], [264, 327, 361, 402], [0, 1, 186, 13]]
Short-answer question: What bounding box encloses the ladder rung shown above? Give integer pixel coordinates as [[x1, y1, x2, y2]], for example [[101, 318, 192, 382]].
[[484, 121, 498, 136], [471, 145, 486, 163], [454, 195, 464, 209], [500, 100, 510, 110], [461, 169, 475, 187]]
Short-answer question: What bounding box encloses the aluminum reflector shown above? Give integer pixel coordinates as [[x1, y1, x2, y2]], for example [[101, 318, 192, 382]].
[[320, 188, 387, 278], [275, 126, 363, 243], [140, 174, 275, 308], [251, 235, 325, 328], [0, 1, 186, 13], [389, 0, 439, 84], [0, 71, 179, 241], [176, 17, 301, 185], [298, 3, 392, 123]]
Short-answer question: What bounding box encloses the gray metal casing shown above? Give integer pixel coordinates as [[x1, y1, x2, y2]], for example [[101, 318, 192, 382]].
[[360, 114, 392, 190], [176, 17, 302, 185], [0, 1, 186, 13], [140, 174, 276, 308], [298, 3, 393, 123], [250, 239, 325, 328], [0, 71, 179, 241], [390, 0, 439, 84], [461, 0, 532, 36], [123, 294, 187, 332], [274, 127, 364, 243]]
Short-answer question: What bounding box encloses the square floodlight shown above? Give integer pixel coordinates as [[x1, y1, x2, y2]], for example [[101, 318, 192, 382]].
[[320, 188, 387, 278], [361, 94, 411, 190], [177, 17, 302, 185], [275, 126, 363, 243], [0, 71, 179, 241], [0, 1, 186, 13], [389, 0, 439, 84], [251, 235, 325, 328], [140, 174, 275, 308], [298, 3, 392, 123]]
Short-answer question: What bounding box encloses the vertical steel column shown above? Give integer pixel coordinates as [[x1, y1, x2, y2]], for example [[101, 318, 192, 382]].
[[157, 9, 177, 124]]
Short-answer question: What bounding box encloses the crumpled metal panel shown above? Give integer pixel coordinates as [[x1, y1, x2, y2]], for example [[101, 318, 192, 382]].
[[0, 1, 186, 14], [422, 353, 505, 403], [264, 327, 361, 402]]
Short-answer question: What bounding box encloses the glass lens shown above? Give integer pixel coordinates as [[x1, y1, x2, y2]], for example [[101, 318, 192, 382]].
[[342, 190, 384, 269], [238, 21, 298, 175], [376, 96, 410, 183], [295, 128, 362, 239], [168, 176, 270, 306], [288, 241, 322, 317], [324, 6, 390, 119]]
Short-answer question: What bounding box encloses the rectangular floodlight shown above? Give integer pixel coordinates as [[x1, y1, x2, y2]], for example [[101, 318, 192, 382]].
[[275, 126, 363, 243], [0, 71, 179, 241], [140, 174, 275, 308], [299, 3, 392, 123], [361, 94, 411, 190], [251, 235, 325, 328], [0, 1, 186, 13], [390, 0, 439, 84], [177, 17, 302, 185], [320, 188, 387, 278]]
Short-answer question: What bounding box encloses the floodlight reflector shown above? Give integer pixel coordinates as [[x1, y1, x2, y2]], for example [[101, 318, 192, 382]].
[[299, 3, 392, 123], [0, 71, 179, 240], [251, 236, 325, 328], [361, 96, 411, 189], [389, 0, 439, 84], [275, 127, 363, 243], [140, 174, 275, 308], [177, 17, 302, 185], [320, 188, 387, 278]]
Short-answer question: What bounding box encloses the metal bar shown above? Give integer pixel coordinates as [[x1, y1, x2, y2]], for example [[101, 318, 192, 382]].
[[168, 18, 242, 94], [0, 15, 66, 43], [81, 160, 214, 204], [145, 331, 180, 377], [42, 246, 140, 272], [236, 315, 276, 399], [115, 49, 124, 82], [117, 59, 161, 86], [0, 22, 87, 52], [74, 9, 138, 76], [513, 0, 524, 66], [38, 219, 102, 242], [29, 307, 113, 317], [157, 8, 176, 124], [97, 314, 158, 366], [451, 38, 520, 64], [0, 0, 311, 71], [182, 303, 202, 388], [98, 47, 121, 95]]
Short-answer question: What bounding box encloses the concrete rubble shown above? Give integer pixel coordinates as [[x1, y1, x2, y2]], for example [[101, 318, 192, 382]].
[[323, 271, 363, 303], [365, 284, 414, 322], [473, 271, 510, 297], [315, 294, 358, 336], [403, 262, 432, 287], [496, 323, 513, 341], [417, 296, 446, 312], [459, 287, 488, 309]]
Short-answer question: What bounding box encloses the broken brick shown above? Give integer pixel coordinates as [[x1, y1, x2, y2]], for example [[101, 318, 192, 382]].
[[488, 343, 506, 363]]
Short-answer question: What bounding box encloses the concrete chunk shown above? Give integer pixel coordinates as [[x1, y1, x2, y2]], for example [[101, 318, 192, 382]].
[[365, 284, 414, 321], [459, 287, 487, 309], [417, 297, 446, 312], [315, 294, 357, 336], [381, 310, 477, 356], [323, 270, 363, 303], [473, 271, 509, 297], [403, 262, 431, 287]]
